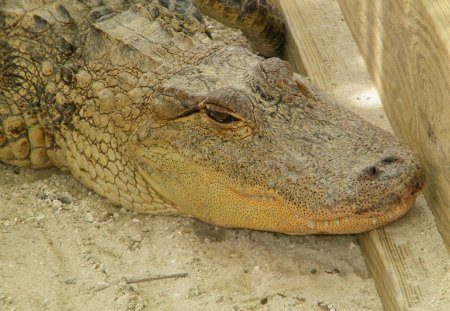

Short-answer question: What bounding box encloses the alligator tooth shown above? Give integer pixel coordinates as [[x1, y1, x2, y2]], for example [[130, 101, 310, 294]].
[[307, 220, 316, 230], [323, 220, 329, 227], [371, 217, 378, 225], [387, 211, 393, 219], [334, 219, 340, 226]]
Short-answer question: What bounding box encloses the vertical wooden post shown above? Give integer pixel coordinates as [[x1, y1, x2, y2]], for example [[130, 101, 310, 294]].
[[272, 1, 450, 310], [337, 0, 450, 251]]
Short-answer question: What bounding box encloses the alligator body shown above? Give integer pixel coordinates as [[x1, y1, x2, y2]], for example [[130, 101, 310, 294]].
[[0, 0, 425, 234]]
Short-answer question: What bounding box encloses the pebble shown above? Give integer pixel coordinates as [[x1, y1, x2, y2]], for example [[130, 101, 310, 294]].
[[100, 212, 114, 222], [51, 200, 62, 209], [325, 268, 340, 274], [64, 278, 77, 285], [57, 195, 72, 204], [129, 233, 142, 242], [85, 213, 94, 222], [36, 213, 45, 221]]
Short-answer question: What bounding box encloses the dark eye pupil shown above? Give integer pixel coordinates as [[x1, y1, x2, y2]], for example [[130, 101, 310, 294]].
[[206, 109, 237, 124]]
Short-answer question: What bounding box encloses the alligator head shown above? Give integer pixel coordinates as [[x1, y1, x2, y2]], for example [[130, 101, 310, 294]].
[[133, 46, 425, 234]]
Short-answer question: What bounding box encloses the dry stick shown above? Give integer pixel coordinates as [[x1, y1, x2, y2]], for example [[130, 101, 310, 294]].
[[95, 273, 188, 292], [125, 273, 188, 284]]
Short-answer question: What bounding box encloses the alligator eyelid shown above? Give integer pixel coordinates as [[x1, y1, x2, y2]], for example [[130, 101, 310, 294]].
[[201, 101, 235, 115], [178, 108, 200, 119], [204, 105, 241, 121], [206, 109, 240, 124]]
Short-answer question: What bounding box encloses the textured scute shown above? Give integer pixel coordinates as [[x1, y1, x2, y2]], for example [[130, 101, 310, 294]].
[[194, 0, 285, 56], [0, 0, 80, 168], [0, 0, 425, 234]]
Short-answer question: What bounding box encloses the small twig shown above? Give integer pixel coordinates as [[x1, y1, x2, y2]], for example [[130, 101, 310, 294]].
[[125, 273, 188, 284], [95, 282, 116, 292], [94, 273, 188, 292]]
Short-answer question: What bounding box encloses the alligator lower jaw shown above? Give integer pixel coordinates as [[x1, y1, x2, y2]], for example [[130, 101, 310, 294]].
[[193, 180, 421, 235], [293, 190, 421, 235]]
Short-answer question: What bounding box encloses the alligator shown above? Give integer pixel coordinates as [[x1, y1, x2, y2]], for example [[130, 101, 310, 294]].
[[0, 0, 425, 234]]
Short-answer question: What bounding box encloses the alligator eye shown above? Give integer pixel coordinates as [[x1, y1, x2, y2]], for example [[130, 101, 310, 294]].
[[206, 109, 239, 124]]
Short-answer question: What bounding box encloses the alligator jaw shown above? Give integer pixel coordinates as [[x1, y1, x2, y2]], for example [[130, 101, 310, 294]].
[[219, 180, 422, 235], [297, 189, 420, 235], [134, 146, 424, 235]]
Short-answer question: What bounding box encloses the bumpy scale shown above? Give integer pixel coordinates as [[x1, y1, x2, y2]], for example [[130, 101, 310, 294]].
[[0, 0, 425, 234]]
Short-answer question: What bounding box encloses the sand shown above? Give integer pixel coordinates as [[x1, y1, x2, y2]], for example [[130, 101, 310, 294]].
[[0, 161, 382, 311]]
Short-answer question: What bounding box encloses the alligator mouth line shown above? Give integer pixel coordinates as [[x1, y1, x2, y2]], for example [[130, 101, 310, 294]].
[[234, 182, 420, 234], [299, 187, 420, 234]]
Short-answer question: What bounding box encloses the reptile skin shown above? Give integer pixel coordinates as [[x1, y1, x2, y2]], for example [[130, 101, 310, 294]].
[[0, 0, 425, 234]]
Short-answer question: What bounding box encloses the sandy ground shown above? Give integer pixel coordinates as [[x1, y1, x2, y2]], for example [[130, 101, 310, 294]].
[[0, 16, 438, 311], [0, 162, 382, 311]]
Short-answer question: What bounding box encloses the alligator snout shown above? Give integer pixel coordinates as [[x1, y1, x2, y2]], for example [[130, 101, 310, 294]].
[[361, 152, 424, 192], [349, 149, 425, 221]]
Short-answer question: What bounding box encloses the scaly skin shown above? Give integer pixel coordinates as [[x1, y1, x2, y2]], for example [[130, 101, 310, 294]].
[[0, 0, 425, 234], [193, 0, 285, 56]]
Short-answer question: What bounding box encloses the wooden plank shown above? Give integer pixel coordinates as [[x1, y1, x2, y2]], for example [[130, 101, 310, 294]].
[[274, 0, 392, 131], [337, 0, 450, 252], [272, 1, 450, 310], [359, 199, 450, 311]]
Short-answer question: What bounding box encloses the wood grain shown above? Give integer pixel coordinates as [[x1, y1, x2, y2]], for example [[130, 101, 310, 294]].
[[272, 1, 450, 310], [274, 0, 393, 131], [337, 0, 450, 252]]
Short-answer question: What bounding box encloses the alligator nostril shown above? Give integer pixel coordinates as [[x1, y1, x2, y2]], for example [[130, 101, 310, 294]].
[[365, 165, 380, 177], [382, 155, 399, 164]]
